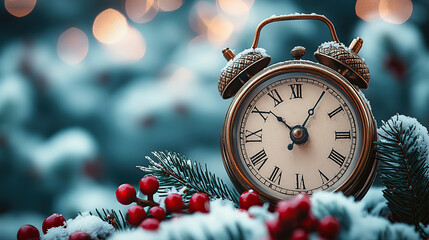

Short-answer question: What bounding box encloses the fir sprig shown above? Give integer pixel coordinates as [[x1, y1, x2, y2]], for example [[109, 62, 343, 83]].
[[85, 209, 130, 230], [375, 115, 429, 233], [138, 151, 240, 205]]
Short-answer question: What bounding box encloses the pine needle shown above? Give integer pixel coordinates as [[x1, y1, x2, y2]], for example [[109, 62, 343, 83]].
[[375, 114, 429, 234], [138, 151, 240, 205]]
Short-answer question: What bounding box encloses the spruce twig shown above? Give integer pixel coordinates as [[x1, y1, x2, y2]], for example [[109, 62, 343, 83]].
[[375, 114, 429, 234], [138, 151, 240, 205], [87, 208, 130, 230]]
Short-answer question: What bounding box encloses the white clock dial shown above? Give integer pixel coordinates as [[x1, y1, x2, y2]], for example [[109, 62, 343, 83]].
[[233, 72, 362, 198]]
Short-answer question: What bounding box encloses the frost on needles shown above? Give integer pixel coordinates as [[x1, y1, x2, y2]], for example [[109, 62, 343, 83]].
[[376, 114, 429, 234]]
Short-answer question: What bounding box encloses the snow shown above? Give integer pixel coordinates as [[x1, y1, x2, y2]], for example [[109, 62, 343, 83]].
[[378, 114, 429, 163], [108, 200, 267, 240], [42, 212, 115, 240], [30, 127, 98, 176], [358, 90, 372, 112], [311, 191, 420, 240], [319, 41, 350, 52], [220, 48, 269, 74], [270, 13, 324, 18]]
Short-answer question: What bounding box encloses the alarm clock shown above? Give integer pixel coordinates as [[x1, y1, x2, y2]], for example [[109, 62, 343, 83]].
[[218, 14, 377, 203]]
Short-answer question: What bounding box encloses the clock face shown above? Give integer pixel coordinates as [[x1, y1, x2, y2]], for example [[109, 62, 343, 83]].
[[232, 71, 363, 199]]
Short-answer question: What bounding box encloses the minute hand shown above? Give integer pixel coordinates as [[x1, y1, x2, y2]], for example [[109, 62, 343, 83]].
[[301, 91, 325, 127]]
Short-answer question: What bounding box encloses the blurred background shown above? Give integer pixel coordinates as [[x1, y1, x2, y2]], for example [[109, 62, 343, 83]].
[[0, 0, 428, 238]]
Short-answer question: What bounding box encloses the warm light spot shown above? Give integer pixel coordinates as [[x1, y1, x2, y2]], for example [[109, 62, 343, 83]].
[[379, 0, 413, 24], [189, 1, 217, 35], [5, 0, 37, 17], [158, 0, 182, 12], [125, 0, 158, 23], [217, 0, 254, 16], [207, 15, 233, 45], [355, 0, 380, 22], [57, 28, 89, 65], [106, 27, 146, 61], [93, 8, 128, 44]]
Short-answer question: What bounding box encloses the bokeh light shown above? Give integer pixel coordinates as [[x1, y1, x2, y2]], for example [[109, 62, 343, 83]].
[[4, 0, 37, 17], [355, 0, 380, 22], [125, 0, 159, 23], [93, 8, 128, 44], [189, 1, 217, 35], [158, 0, 183, 12], [217, 0, 254, 16], [379, 0, 413, 24], [207, 15, 234, 45], [57, 27, 89, 65], [106, 27, 146, 61]]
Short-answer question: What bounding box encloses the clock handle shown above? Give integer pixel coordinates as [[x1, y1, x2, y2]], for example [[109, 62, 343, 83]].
[[251, 14, 340, 49]]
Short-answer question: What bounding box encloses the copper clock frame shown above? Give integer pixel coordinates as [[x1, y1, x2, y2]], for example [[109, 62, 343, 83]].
[[220, 60, 377, 203]]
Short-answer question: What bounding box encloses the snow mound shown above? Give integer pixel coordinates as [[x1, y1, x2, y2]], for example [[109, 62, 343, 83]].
[[42, 212, 114, 240], [311, 191, 419, 240], [108, 200, 267, 240]]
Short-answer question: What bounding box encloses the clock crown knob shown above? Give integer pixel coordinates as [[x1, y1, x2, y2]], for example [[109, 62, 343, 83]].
[[314, 37, 370, 89], [291, 46, 306, 60], [218, 47, 271, 99]]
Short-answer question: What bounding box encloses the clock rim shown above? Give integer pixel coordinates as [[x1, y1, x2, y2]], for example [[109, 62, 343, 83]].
[[220, 60, 377, 203]]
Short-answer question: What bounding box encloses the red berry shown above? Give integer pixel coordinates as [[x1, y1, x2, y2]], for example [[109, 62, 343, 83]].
[[265, 218, 285, 239], [276, 200, 298, 225], [115, 184, 136, 205], [69, 231, 92, 240], [189, 193, 210, 213], [17, 224, 40, 240], [140, 218, 160, 231], [139, 176, 159, 196], [239, 190, 262, 210], [165, 193, 184, 213], [290, 229, 308, 240], [294, 194, 311, 220], [149, 206, 166, 221], [300, 214, 318, 233], [42, 213, 67, 234], [126, 205, 146, 226], [318, 216, 340, 239]]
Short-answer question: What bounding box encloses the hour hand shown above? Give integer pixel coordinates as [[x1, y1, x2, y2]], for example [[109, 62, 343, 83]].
[[270, 111, 292, 130]]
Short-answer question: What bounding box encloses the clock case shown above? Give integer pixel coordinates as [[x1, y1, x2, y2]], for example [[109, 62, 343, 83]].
[[218, 14, 377, 202]]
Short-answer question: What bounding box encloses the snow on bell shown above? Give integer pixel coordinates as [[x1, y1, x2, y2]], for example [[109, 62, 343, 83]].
[[218, 47, 271, 99], [314, 37, 370, 89]]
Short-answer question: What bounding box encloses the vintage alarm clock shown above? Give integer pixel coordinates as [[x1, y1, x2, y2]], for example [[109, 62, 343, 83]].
[[218, 14, 377, 203]]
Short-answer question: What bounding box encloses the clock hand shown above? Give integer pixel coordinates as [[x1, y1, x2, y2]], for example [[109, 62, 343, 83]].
[[288, 91, 325, 151], [301, 91, 325, 127], [269, 111, 292, 130]]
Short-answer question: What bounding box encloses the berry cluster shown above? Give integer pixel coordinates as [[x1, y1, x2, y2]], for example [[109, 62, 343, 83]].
[[116, 176, 211, 231], [265, 194, 340, 240], [18, 213, 93, 240]]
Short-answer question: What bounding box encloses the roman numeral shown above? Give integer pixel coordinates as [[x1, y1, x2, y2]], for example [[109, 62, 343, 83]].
[[295, 174, 306, 190], [245, 129, 263, 143], [328, 106, 343, 118], [318, 169, 329, 184], [250, 149, 268, 171], [335, 131, 351, 140], [328, 149, 346, 167], [267, 89, 283, 107], [251, 107, 270, 122], [268, 166, 282, 185], [289, 84, 302, 99]]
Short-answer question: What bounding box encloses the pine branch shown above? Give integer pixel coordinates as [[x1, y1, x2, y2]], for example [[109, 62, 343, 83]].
[[84, 209, 130, 231], [138, 151, 240, 205], [375, 115, 429, 230]]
